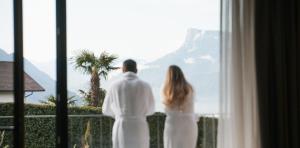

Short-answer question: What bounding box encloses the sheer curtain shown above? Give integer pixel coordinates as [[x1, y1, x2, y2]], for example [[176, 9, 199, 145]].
[[217, 0, 261, 148]]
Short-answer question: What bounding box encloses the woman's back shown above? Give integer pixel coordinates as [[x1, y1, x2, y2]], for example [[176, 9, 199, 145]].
[[164, 92, 198, 148], [164, 91, 194, 114], [162, 65, 198, 148]]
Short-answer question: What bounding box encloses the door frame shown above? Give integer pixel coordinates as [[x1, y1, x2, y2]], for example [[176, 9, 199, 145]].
[[12, 0, 69, 147]]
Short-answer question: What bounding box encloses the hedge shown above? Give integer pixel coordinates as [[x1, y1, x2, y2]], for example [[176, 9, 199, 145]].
[[0, 103, 217, 148]]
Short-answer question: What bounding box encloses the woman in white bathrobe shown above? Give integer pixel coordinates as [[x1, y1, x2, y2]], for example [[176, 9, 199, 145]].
[[102, 59, 155, 148], [162, 65, 198, 148]]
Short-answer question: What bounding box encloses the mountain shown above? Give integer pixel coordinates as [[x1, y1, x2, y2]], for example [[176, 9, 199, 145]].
[[138, 28, 220, 113], [97, 28, 219, 113], [0, 49, 13, 61], [0, 48, 78, 104], [0, 28, 220, 113]]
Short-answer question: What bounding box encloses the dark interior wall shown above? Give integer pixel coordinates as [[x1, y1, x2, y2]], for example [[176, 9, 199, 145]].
[[255, 0, 300, 148]]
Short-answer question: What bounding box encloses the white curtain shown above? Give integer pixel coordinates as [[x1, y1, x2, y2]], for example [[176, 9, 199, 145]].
[[217, 0, 261, 148]]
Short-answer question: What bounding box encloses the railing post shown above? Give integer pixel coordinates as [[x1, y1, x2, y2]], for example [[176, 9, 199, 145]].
[[109, 118, 113, 147], [156, 115, 160, 148], [203, 116, 207, 148], [212, 114, 216, 148], [100, 116, 103, 147]]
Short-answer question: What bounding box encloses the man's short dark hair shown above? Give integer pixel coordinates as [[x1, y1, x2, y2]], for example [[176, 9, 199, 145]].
[[123, 59, 137, 73]]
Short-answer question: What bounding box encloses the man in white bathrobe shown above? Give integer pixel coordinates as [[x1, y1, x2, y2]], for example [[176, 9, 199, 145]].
[[102, 59, 155, 148]]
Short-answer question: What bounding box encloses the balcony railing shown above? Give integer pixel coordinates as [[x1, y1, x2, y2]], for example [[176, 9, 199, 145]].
[[0, 114, 218, 148]]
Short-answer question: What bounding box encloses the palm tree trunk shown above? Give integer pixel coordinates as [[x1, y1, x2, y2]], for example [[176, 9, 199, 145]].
[[90, 70, 100, 106]]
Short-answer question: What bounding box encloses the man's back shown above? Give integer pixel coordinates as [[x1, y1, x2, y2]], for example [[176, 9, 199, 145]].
[[103, 72, 154, 117], [102, 71, 155, 148]]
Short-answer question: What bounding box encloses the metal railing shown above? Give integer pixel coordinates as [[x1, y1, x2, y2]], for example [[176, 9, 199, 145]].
[[0, 114, 218, 148]]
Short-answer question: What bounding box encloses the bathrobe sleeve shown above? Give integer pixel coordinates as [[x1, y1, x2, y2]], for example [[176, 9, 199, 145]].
[[145, 84, 155, 115], [102, 87, 115, 117]]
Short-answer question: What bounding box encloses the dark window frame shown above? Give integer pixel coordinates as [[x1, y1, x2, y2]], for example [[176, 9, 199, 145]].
[[12, 0, 69, 147], [55, 0, 68, 147], [13, 0, 25, 147]]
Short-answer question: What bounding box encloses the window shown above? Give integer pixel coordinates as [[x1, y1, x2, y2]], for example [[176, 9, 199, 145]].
[[0, 0, 220, 147]]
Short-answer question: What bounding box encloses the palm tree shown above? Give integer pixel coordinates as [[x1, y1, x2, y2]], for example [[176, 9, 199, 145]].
[[72, 50, 118, 107]]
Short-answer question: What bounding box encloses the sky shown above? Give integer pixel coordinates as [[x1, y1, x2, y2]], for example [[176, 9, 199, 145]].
[[0, 0, 219, 63], [0, 0, 220, 113]]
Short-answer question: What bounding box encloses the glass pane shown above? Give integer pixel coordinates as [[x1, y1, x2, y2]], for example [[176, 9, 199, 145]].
[[67, 0, 220, 148], [0, 0, 14, 147], [23, 0, 56, 147]]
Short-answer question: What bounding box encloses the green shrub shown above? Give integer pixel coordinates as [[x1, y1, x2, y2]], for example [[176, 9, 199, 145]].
[[0, 103, 217, 148], [0, 103, 103, 148]]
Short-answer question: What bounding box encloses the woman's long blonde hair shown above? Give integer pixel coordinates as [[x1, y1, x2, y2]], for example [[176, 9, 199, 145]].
[[163, 65, 193, 108]]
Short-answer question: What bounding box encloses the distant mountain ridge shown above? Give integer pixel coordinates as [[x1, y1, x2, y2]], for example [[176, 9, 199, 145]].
[[0, 28, 220, 113], [101, 28, 220, 113], [138, 28, 220, 113]]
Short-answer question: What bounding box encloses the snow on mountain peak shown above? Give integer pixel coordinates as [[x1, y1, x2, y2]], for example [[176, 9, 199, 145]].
[[181, 28, 205, 51], [184, 57, 195, 64], [199, 54, 215, 63]]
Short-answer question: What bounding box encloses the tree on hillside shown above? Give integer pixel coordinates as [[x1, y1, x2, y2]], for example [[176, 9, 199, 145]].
[[72, 50, 118, 107]]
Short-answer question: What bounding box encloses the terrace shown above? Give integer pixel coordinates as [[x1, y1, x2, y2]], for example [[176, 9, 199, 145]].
[[0, 113, 218, 148]]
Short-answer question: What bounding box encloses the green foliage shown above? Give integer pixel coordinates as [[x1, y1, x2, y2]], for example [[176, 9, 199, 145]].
[[0, 103, 102, 148], [79, 88, 106, 107], [0, 103, 217, 148], [0, 131, 9, 148], [39, 95, 77, 106]]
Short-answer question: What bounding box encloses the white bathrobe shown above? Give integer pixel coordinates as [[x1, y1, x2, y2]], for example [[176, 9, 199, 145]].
[[163, 92, 198, 148], [102, 72, 155, 148]]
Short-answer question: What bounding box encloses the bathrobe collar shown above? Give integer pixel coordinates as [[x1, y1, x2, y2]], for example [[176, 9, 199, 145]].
[[123, 71, 138, 80]]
